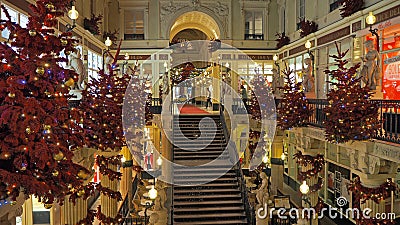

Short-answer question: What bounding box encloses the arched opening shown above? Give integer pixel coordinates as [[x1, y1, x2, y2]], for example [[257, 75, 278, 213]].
[[170, 11, 221, 43]]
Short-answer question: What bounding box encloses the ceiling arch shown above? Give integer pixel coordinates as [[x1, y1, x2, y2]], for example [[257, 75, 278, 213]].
[[170, 11, 221, 42]]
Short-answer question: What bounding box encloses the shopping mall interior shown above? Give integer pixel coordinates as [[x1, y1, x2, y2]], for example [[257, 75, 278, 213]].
[[1, 0, 400, 225]]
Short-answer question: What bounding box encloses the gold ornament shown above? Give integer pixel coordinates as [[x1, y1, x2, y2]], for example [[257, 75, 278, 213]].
[[77, 170, 89, 179], [36, 67, 45, 75], [44, 204, 52, 209], [64, 78, 74, 87], [52, 170, 59, 176], [53, 152, 64, 161], [10, 201, 16, 206], [25, 127, 32, 134], [8, 93, 15, 98], [60, 39, 68, 46], [45, 3, 55, 12], [77, 189, 85, 197], [28, 30, 36, 36]]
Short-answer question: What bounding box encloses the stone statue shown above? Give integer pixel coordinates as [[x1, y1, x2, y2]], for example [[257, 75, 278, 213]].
[[302, 58, 314, 92], [148, 196, 168, 225], [360, 40, 380, 90], [256, 172, 269, 208], [68, 48, 86, 90], [104, 51, 114, 75], [155, 179, 167, 209]]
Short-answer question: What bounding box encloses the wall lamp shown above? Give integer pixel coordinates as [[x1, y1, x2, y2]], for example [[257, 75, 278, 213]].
[[102, 37, 113, 70], [273, 54, 280, 73], [66, 5, 79, 32], [305, 40, 314, 61], [366, 12, 379, 51]]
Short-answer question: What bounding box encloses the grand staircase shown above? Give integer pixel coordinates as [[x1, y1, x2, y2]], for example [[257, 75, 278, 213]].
[[172, 114, 249, 225]]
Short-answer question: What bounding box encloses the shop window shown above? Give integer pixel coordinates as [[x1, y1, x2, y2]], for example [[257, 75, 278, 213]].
[[245, 10, 264, 40], [296, 0, 305, 30], [378, 24, 400, 99], [329, 0, 341, 12], [1, 4, 28, 39], [124, 10, 144, 40], [88, 50, 102, 82]]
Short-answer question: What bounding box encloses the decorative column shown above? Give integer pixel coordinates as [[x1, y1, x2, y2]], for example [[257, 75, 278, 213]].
[[98, 152, 120, 220], [270, 130, 285, 196], [120, 146, 134, 211], [161, 130, 173, 183], [61, 197, 88, 225]]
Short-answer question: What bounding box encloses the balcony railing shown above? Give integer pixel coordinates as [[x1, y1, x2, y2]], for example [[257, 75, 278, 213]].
[[293, 99, 400, 144]]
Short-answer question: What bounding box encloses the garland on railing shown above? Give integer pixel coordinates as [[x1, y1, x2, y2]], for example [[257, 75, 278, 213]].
[[347, 177, 397, 225], [277, 65, 312, 130], [294, 151, 325, 212], [294, 151, 325, 183]]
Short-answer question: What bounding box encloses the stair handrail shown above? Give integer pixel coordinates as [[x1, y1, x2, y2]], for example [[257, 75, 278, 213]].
[[220, 107, 255, 225]]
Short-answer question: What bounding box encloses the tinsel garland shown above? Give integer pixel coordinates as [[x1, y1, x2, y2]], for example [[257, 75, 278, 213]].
[[348, 177, 397, 225]]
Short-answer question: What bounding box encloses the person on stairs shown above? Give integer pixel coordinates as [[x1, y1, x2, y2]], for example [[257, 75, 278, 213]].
[[206, 87, 212, 109]]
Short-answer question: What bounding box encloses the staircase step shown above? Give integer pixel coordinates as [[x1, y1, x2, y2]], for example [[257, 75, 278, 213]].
[[174, 182, 239, 189], [174, 173, 235, 179], [173, 219, 248, 225], [174, 188, 239, 194], [174, 193, 241, 199], [174, 155, 229, 160], [174, 212, 246, 219], [174, 206, 244, 212], [173, 199, 243, 206]]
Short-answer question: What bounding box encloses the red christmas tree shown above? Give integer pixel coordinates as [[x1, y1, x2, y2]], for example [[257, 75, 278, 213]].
[[0, 0, 89, 205], [323, 42, 379, 143], [277, 65, 312, 130]]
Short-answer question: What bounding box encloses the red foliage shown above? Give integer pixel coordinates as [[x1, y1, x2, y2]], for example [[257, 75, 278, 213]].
[[339, 0, 364, 18], [83, 14, 102, 35], [275, 32, 290, 49], [0, 0, 88, 204], [299, 18, 318, 38], [323, 42, 379, 143]]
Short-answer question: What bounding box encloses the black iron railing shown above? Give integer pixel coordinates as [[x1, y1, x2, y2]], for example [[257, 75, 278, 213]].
[[220, 107, 255, 225]]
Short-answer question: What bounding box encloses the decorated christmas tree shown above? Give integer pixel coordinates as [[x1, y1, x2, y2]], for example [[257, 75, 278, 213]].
[[80, 46, 131, 151], [78, 44, 133, 224], [248, 72, 274, 122], [323, 43, 379, 143], [277, 65, 312, 130], [0, 0, 89, 205]]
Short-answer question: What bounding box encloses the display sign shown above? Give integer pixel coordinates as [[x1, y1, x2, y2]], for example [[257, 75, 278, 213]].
[[382, 52, 400, 99]]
